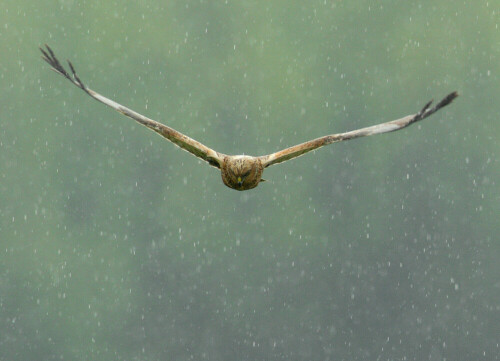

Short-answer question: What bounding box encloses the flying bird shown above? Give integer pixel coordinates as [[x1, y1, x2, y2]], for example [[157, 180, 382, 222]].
[[40, 45, 458, 191]]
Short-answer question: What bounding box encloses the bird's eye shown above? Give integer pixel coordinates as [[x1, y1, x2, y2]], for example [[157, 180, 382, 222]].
[[242, 170, 251, 178]]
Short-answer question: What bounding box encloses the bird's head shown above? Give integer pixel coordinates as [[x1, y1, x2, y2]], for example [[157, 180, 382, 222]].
[[221, 156, 264, 191]]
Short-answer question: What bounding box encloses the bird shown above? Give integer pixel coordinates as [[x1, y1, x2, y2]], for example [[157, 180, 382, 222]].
[[40, 45, 458, 191]]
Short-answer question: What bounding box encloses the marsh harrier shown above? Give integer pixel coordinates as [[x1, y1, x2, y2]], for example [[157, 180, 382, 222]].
[[41, 45, 457, 191]]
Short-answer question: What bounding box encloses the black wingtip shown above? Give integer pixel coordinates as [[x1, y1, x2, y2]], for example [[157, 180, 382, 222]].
[[422, 99, 434, 112], [436, 91, 459, 109], [43, 44, 56, 60], [412, 91, 458, 123], [67, 60, 76, 75], [39, 45, 51, 63], [40, 44, 89, 93]]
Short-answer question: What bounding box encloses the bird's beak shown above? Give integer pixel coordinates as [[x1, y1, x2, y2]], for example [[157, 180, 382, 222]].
[[237, 177, 242, 186]]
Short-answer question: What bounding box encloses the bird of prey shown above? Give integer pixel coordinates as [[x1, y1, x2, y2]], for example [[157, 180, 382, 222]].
[[40, 45, 458, 191]]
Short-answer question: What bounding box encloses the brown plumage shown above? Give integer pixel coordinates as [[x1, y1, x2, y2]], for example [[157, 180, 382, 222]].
[[40, 45, 458, 191], [220, 156, 264, 190]]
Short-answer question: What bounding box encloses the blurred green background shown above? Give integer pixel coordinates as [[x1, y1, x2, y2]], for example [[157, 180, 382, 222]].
[[1, 0, 498, 360]]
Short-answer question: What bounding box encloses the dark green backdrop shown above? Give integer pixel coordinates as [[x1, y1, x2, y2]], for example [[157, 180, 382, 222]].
[[1, 1, 498, 360]]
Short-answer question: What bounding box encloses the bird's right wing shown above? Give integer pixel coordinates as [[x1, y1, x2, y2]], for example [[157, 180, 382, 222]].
[[40, 45, 225, 169]]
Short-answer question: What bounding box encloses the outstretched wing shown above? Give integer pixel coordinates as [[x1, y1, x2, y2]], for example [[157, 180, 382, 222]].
[[260, 91, 458, 168], [40, 45, 225, 169]]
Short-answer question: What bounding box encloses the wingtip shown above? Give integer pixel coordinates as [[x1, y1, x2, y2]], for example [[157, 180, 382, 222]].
[[436, 91, 459, 109], [447, 90, 459, 101]]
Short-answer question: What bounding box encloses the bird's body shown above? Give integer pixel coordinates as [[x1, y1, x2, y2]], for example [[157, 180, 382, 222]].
[[40, 45, 458, 191], [220, 155, 264, 191]]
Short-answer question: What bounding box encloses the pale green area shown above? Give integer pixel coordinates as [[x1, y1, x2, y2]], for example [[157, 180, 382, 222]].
[[1, 1, 498, 360]]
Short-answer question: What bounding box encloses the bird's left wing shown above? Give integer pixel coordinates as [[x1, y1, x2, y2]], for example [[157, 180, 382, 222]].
[[40, 45, 225, 169], [259, 92, 458, 168]]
